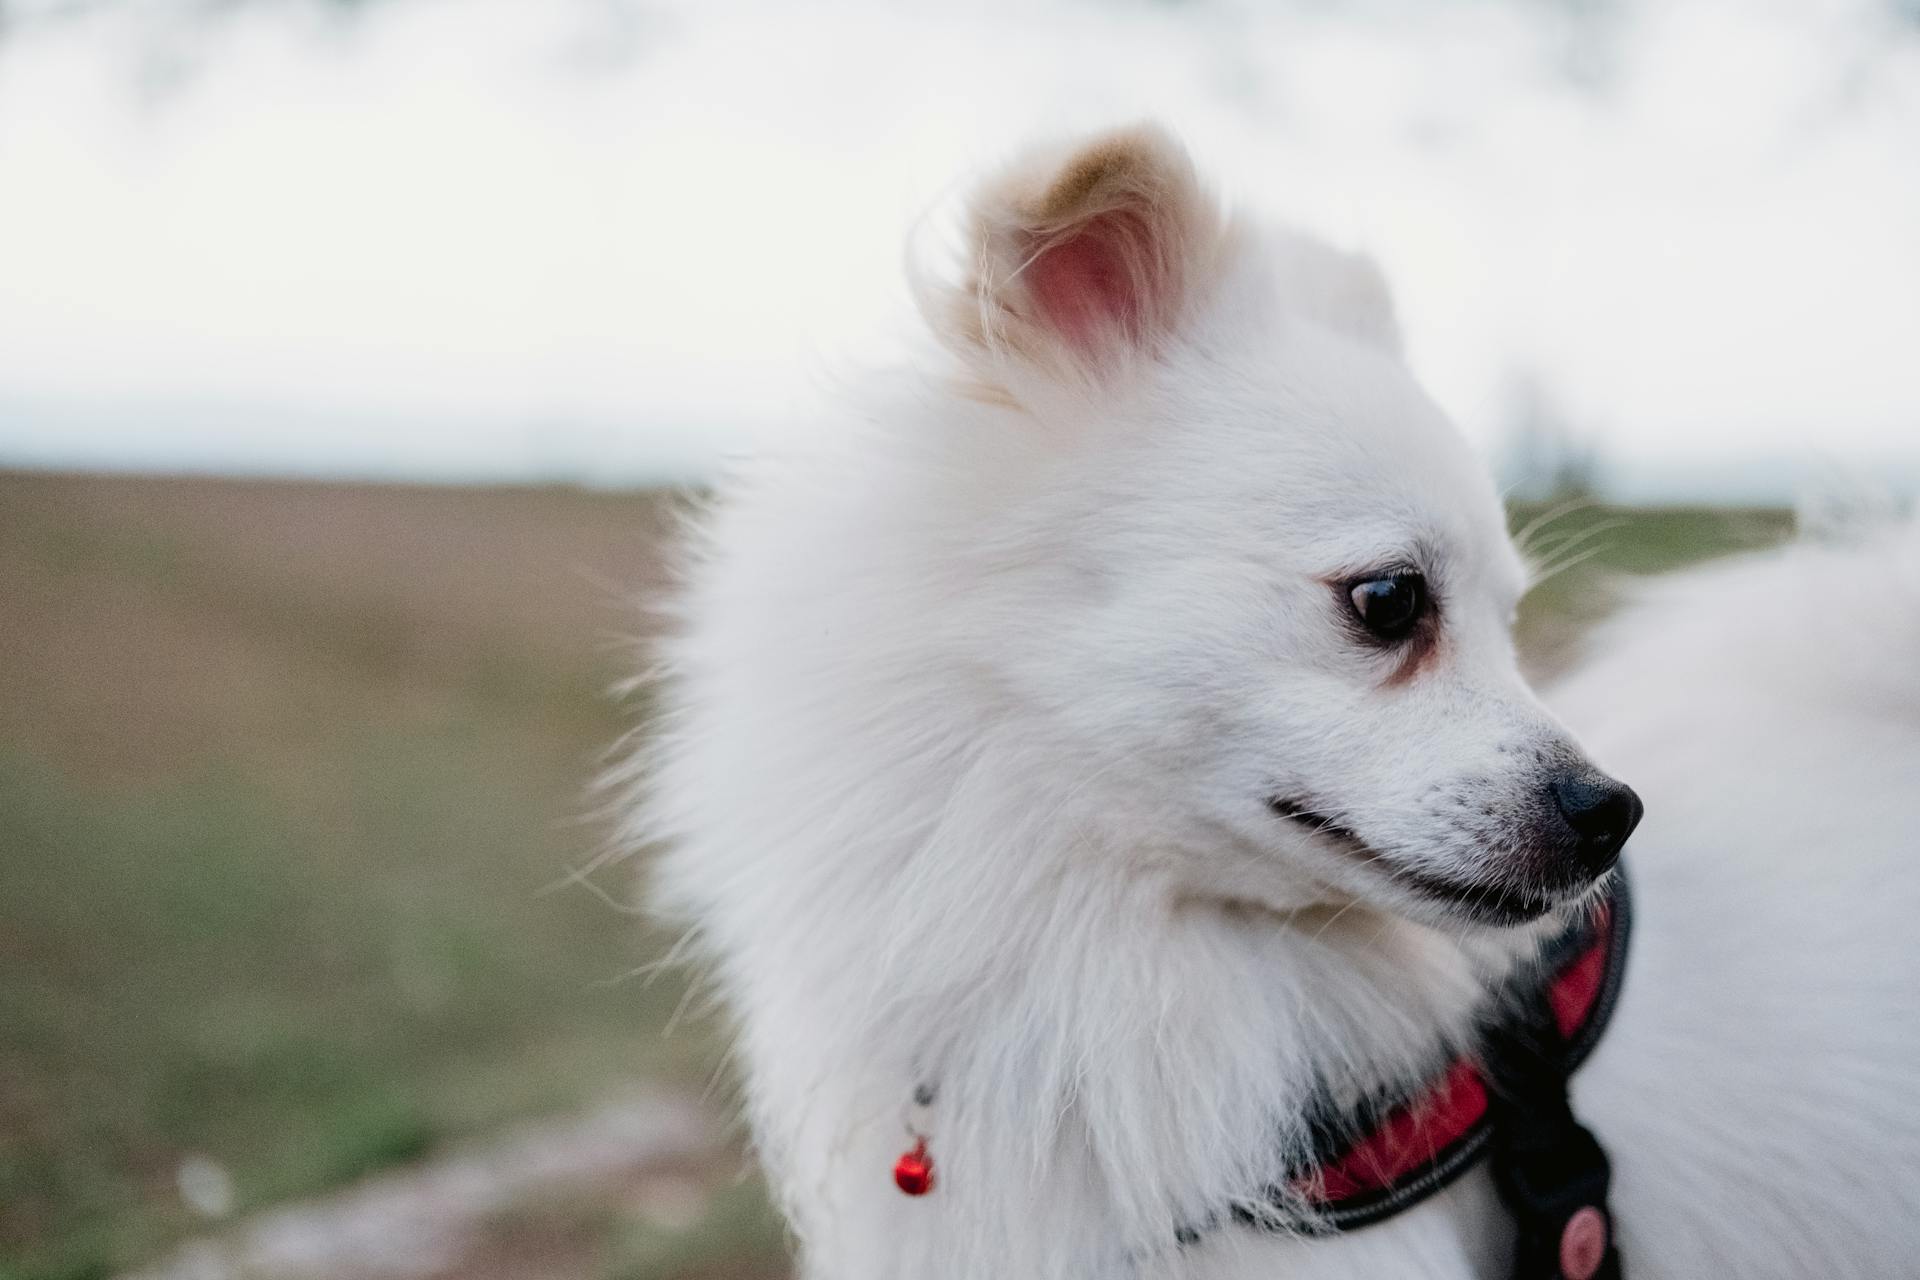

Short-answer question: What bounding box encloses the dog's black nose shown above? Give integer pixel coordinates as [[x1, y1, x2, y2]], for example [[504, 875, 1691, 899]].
[[1549, 770, 1644, 874]]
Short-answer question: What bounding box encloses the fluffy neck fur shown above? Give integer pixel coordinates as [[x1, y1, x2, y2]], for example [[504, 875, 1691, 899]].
[[640, 389, 1550, 1279]]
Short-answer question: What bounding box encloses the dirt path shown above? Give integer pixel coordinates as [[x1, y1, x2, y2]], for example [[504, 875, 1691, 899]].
[[121, 1090, 782, 1280]]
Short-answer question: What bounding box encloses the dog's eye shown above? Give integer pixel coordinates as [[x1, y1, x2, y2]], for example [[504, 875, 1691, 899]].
[[1348, 572, 1428, 641]]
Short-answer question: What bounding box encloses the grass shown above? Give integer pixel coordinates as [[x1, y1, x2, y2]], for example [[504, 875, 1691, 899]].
[[0, 473, 769, 1280], [0, 473, 1794, 1280]]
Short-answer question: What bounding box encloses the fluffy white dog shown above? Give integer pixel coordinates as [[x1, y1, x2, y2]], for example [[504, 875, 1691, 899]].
[[633, 124, 1920, 1278]]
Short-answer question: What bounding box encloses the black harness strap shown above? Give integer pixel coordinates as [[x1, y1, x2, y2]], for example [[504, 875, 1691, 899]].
[[1482, 872, 1631, 1280], [1484, 1003, 1621, 1280]]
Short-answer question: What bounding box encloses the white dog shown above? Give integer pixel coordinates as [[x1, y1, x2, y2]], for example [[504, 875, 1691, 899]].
[[633, 125, 1920, 1278]]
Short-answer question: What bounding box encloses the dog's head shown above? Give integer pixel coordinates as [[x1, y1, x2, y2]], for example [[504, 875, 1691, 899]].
[[916, 125, 1640, 929]]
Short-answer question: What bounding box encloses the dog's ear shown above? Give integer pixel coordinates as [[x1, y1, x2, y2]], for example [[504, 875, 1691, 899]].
[[919, 124, 1225, 388]]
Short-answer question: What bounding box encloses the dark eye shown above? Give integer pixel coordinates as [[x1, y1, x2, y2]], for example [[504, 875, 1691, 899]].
[[1348, 572, 1428, 641]]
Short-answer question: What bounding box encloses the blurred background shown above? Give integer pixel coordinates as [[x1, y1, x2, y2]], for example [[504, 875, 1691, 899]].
[[0, 2, 1913, 1278]]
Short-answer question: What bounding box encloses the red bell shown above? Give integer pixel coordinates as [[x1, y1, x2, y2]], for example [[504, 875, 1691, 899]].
[[893, 1137, 936, 1195]]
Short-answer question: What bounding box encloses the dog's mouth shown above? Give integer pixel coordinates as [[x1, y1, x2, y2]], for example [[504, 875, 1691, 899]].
[[1266, 796, 1558, 926]]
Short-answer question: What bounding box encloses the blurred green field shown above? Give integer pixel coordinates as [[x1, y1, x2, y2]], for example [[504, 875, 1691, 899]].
[[0, 473, 1793, 1280], [1506, 499, 1794, 676]]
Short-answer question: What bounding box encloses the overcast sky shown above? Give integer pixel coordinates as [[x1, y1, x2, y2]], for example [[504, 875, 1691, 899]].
[[0, 0, 1915, 497]]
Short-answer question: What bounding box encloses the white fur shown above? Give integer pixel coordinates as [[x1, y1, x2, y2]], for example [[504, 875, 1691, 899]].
[[1549, 521, 1920, 1276], [630, 126, 1920, 1278]]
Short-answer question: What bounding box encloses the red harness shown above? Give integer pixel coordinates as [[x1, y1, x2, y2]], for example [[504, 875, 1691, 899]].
[[1280, 871, 1631, 1279], [1308, 886, 1623, 1210], [894, 874, 1633, 1279]]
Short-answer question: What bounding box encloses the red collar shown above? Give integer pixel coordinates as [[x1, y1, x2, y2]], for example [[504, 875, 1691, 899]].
[[1299, 874, 1629, 1228], [1189, 867, 1632, 1280]]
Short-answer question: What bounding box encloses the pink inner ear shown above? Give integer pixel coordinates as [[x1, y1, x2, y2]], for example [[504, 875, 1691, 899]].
[[1025, 211, 1152, 350]]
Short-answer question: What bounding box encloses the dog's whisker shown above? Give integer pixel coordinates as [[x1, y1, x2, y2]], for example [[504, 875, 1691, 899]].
[[1510, 495, 1601, 559], [1307, 895, 1369, 943], [1529, 539, 1616, 590], [1529, 512, 1624, 553], [1524, 516, 1626, 577]]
